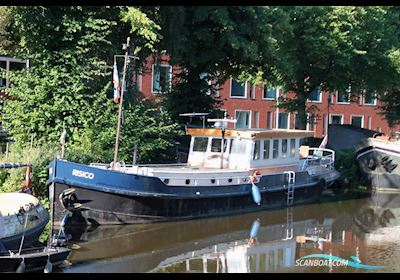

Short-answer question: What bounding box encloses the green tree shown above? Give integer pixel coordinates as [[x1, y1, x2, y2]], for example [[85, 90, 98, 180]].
[[275, 6, 399, 129], [1, 6, 183, 195], [133, 6, 286, 121]]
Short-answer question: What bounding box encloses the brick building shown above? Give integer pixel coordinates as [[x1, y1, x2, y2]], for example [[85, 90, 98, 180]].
[[135, 55, 398, 138]]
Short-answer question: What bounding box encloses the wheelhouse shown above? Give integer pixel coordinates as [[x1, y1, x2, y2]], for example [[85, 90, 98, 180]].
[[187, 128, 314, 172]]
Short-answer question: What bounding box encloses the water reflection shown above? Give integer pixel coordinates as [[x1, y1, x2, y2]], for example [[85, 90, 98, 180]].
[[59, 192, 400, 273]]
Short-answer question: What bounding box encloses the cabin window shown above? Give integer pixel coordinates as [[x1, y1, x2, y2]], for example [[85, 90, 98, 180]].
[[273, 139, 279, 159], [282, 139, 288, 158], [193, 137, 208, 152], [263, 140, 270, 159], [211, 138, 228, 153], [253, 140, 261, 160], [289, 139, 296, 157]]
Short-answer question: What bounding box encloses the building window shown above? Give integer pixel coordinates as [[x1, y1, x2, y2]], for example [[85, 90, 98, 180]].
[[323, 114, 328, 135], [364, 91, 377, 105], [253, 140, 260, 160], [368, 116, 372, 129], [263, 86, 278, 100], [230, 79, 247, 98], [152, 64, 172, 93], [263, 140, 270, 159], [266, 112, 272, 129], [330, 114, 344, 125], [351, 115, 364, 128], [290, 139, 296, 158], [281, 139, 288, 159], [294, 113, 302, 130], [273, 139, 279, 159], [278, 112, 289, 129], [309, 114, 316, 131], [308, 87, 322, 102], [235, 110, 251, 128], [253, 111, 259, 128], [336, 89, 350, 104]]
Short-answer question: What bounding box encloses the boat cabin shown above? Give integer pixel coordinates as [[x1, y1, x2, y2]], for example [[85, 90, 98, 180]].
[[187, 128, 314, 172]]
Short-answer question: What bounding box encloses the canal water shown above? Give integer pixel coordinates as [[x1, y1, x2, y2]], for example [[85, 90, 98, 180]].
[[57, 191, 400, 273]]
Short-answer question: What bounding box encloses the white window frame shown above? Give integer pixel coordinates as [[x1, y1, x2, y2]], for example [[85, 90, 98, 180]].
[[151, 64, 172, 94], [336, 89, 350, 104], [249, 84, 256, 99], [253, 111, 259, 128], [308, 87, 322, 103], [329, 114, 344, 125], [278, 112, 290, 129], [230, 78, 247, 99], [363, 91, 377, 106], [262, 86, 278, 100], [350, 115, 364, 128], [234, 109, 251, 128]]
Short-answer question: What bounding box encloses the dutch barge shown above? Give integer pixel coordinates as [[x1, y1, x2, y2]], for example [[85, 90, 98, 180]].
[[47, 125, 340, 226]]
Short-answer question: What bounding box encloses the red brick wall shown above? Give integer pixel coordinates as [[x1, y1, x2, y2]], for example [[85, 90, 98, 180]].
[[139, 55, 399, 138]]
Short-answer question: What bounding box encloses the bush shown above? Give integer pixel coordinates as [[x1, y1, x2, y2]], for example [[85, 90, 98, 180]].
[[334, 149, 366, 190]]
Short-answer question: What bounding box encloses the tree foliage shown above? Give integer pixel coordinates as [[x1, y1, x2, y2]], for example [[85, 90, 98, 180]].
[[272, 6, 400, 129], [135, 6, 286, 121], [0, 6, 181, 173]]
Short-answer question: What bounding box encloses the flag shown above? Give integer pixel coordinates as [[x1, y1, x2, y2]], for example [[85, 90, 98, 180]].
[[113, 62, 121, 103], [59, 129, 66, 145], [319, 133, 328, 149]]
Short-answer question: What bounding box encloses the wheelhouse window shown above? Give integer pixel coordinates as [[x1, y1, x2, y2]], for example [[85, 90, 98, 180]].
[[364, 91, 377, 105], [230, 79, 247, 98], [211, 138, 228, 153], [235, 110, 251, 128], [263, 86, 277, 100], [253, 140, 260, 160], [281, 139, 288, 159], [273, 139, 279, 159], [263, 140, 270, 159], [309, 87, 321, 102], [192, 137, 208, 152], [152, 64, 172, 93], [290, 139, 296, 157], [278, 112, 289, 129]]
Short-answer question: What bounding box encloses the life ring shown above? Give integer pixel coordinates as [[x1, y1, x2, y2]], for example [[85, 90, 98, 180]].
[[250, 170, 261, 183]]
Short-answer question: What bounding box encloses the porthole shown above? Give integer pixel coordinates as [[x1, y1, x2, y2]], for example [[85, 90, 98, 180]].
[[211, 179, 216, 184], [185, 179, 191, 185], [228, 178, 233, 183], [163, 178, 169, 184]]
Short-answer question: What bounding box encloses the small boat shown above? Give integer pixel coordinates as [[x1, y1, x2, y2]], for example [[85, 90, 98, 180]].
[[355, 132, 400, 192], [0, 246, 71, 273], [47, 117, 340, 226], [0, 192, 49, 250]]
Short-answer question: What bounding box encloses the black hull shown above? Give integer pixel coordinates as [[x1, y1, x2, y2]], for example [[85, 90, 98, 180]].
[[0, 247, 71, 273], [355, 143, 400, 191], [50, 182, 325, 226]]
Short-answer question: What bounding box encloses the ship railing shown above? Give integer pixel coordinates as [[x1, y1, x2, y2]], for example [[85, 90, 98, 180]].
[[299, 148, 335, 173]]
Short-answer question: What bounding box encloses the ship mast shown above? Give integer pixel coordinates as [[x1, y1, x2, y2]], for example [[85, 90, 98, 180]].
[[112, 37, 139, 170]]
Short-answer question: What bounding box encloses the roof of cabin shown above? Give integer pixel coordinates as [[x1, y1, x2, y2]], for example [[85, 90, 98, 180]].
[[187, 128, 314, 140]]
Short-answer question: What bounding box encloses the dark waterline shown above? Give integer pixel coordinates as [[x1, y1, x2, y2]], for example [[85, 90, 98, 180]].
[[56, 190, 400, 273]]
